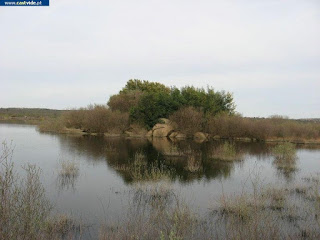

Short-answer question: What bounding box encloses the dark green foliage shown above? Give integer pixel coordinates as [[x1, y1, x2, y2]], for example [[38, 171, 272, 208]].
[[107, 79, 235, 128], [130, 92, 178, 128], [120, 79, 170, 94]]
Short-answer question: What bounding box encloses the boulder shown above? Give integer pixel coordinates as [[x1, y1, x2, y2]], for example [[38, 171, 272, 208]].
[[152, 119, 174, 137], [152, 123, 174, 137], [145, 130, 153, 137]]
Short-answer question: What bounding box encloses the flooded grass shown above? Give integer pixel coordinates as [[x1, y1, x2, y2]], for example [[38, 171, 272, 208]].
[[45, 214, 84, 239], [113, 151, 174, 182], [272, 142, 298, 179], [98, 172, 320, 240], [210, 142, 244, 161], [0, 141, 84, 239], [58, 159, 79, 190], [130, 162, 173, 182], [184, 155, 202, 172], [2, 124, 320, 239], [59, 159, 79, 178], [272, 142, 297, 161]]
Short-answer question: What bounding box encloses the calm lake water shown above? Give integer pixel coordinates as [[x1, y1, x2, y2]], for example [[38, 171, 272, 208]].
[[1, 123, 320, 239]]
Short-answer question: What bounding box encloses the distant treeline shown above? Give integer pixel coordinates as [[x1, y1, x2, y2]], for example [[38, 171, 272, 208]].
[[0, 108, 65, 119]]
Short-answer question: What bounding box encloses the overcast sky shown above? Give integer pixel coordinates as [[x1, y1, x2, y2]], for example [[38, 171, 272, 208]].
[[0, 0, 319, 118]]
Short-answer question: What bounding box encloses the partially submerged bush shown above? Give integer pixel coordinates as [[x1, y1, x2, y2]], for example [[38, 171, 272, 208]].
[[99, 188, 197, 240], [38, 117, 66, 133], [58, 159, 80, 190], [272, 142, 296, 161], [0, 141, 52, 239], [45, 214, 80, 239], [59, 159, 79, 178], [0, 141, 81, 239], [272, 143, 297, 180]]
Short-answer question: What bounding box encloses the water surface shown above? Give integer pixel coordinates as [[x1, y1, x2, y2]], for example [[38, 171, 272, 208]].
[[1, 123, 320, 238]]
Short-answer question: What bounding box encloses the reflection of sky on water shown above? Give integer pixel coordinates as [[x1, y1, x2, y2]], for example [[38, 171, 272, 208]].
[[1, 123, 320, 238]]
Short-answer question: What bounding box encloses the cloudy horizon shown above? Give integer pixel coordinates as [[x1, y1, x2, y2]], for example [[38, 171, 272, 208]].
[[1, 0, 319, 118]]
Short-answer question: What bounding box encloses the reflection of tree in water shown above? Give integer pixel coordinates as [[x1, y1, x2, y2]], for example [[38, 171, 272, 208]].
[[271, 142, 298, 182], [273, 156, 298, 182], [55, 134, 274, 184], [57, 171, 79, 191]]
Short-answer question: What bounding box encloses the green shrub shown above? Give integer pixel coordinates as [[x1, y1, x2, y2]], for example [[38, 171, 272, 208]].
[[108, 79, 235, 128]]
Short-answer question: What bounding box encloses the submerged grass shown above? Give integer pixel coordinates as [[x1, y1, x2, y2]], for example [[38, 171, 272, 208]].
[[113, 151, 174, 182], [272, 142, 298, 179], [99, 171, 320, 240], [272, 142, 297, 161], [130, 162, 173, 182], [59, 159, 79, 178], [184, 155, 202, 173], [3, 138, 320, 239], [0, 141, 83, 239], [210, 142, 244, 161], [58, 159, 80, 190]]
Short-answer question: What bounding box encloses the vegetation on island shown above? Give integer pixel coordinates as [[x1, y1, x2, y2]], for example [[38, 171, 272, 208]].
[[2, 79, 320, 143], [108, 79, 235, 128], [60, 79, 320, 143]]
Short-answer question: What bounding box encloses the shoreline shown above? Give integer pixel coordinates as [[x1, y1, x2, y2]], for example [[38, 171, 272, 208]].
[[2, 118, 320, 145]]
